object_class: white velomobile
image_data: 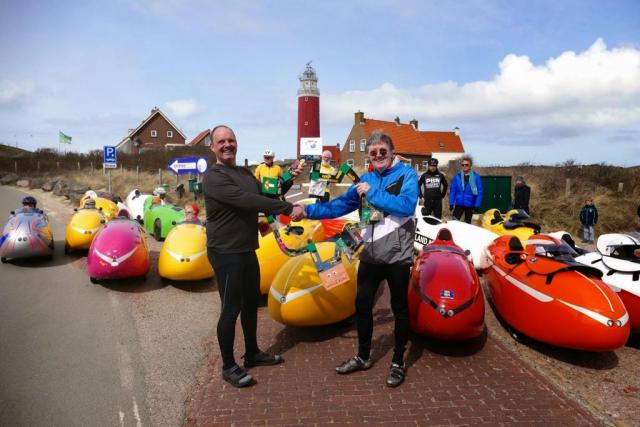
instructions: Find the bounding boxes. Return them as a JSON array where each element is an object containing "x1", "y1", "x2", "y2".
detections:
[
  {"x1": 413, "y1": 205, "x2": 498, "y2": 269},
  {"x1": 125, "y1": 189, "x2": 153, "y2": 224}
]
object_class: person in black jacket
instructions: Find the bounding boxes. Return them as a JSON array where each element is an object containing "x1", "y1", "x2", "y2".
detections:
[
  {"x1": 418, "y1": 158, "x2": 448, "y2": 219},
  {"x1": 204, "y1": 125, "x2": 304, "y2": 388},
  {"x1": 579, "y1": 198, "x2": 598, "y2": 243},
  {"x1": 513, "y1": 176, "x2": 531, "y2": 214}
]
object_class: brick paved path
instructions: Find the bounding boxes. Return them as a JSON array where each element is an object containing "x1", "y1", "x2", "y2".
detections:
[{"x1": 185, "y1": 287, "x2": 598, "y2": 426}]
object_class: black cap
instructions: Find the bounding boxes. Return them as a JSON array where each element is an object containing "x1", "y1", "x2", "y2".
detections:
[{"x1": 428, "y1": 158, "x2": 439, "y2": 166}]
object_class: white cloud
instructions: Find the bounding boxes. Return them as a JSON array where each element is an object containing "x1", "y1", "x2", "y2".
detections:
[
  {"x1": 164, "y1": 98, "x2": 203, "y2": 120},
  {"x1": 0, "y1": 80, "x2": 34, "y2": 106},
  {"x1": 323, "y1": 39, "x2": 640, "y2": 138}
]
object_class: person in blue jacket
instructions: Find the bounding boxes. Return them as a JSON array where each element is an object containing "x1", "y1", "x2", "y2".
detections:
[
  {"x1": 449, "y1": 156, "x2": 483, "y2": 223},
  {"x1": 291, "y1": 131, "x2": 418, "y2": 387}
]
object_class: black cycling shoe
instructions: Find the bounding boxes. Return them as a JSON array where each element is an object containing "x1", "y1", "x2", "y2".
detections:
[
  {"x1": 243, "y1": 351, "x2": 284, "y2": 368},
  {"x1": 386, "y1": 363, "x2": 406, "y2": 387},
  {"x1": 222, "y1": 365, "x2": 253, "y2": 388},
  {"x1": 335, "y1": 356, "x2": 372, "y2": 375}
]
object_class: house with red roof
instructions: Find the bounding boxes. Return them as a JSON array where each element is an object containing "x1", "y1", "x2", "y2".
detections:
[
  {"x1": 116, "y1": 107, "x2": 186, "y2": 153},
  {"x1": 340, "y1": 111, "x2": 465, "y2": 171},
  {"x1": 189, "y1": 129, "x2": 211, "y2": 147}
]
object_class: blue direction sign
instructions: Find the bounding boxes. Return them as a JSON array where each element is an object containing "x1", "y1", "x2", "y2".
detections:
[
  {"x1": 103, "y1": 146, "x2": 117, "y2": 168},
  {"x1": 167, "y1": 156, "x2": 208, "y2": 175}
]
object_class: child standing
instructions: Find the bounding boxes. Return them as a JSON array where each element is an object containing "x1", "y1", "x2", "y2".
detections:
[{"x1": 579, "y1": 198, "x2": 598, "y2": 243}]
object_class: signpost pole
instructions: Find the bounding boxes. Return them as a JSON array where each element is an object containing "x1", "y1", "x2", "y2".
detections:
[{"x1": 108, "y1": 169, "x2": 112, "y2": 194}]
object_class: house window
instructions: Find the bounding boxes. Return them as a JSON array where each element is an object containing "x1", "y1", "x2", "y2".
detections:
[
  {"x1": 360, "y1": 139, "x2": 366, "y2": 151},
  {"x1": 439, "y1": 142, "x2": 445, "y2": 148},
  {"x1": 415, "y1": 164, "x2": 420, "y2": 172},
  {"x1": 402, "y1": 159, "x2": 412, "y2": 167},
  {"x1": 304, "y1": 121, "x2": 308, "y2": 126},
  {"x1": 167, "y1": 131, "x2": 173, "y2": 138},
  {"x1": 347, "y1": 159, "x2": 354, "y2": 167},
  {"x1": 364, "y1": 158, "x2": 370, "y2": 169},
  {"x1": 349, "y1": 139, "x2": 355, "y2": 152},
  {"x1": 150, "y1": 130, "x2": 157, "y2": 137},
  {"x1": 422, "y1": 160, "x2": 429, "y2": 170}
]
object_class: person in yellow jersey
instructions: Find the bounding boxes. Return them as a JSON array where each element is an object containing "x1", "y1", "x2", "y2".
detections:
[
  {"x1": 254, "y1": 149, "x2": 283, "y2": 183},
  {"x1": 308, "y1": 150, "x2": 335, "y2": 202}
]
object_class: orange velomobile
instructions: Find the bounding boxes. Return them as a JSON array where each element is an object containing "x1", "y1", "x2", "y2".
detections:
[
  {"x1": 408, "y1": 228, "x2": 485, "y2": 340},
  {"x1": 484, "y1": 234, "x2": 630, "y2": 351}
]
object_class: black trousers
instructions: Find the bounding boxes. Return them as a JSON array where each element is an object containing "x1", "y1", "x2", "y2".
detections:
[
  {"x1": 356, "y1": 261, "x2": 411, "y2": 365},
  {"x1": 207, "y1": 249, "x2": 261, "y2": 370},
  {"x1": 453, "y1": 206, "x2": 474, "y2": 224},
  {"x1": 422, "y1": 197, "x2": 443, "y2": 219}
]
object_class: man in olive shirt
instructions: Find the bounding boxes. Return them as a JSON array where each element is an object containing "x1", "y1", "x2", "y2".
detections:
[{"x1": 204, "y1": 125, "x2": 304, "y2": 388}]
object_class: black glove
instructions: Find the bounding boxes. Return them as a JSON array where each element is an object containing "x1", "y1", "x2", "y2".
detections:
[{"x1": 449, "y1": 205, "x2": 454, "y2": 212}]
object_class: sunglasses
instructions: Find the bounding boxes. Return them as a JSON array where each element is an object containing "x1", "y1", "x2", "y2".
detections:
[
  {"x1": 461, "y1": 163, "x2": 471, "y2": 166},
  {"x1": 368, "y1": 148, "x2": 388, "y2": 157}
]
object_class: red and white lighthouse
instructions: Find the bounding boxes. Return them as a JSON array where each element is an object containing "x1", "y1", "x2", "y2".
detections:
[{"x1": 297, "y1": 62, "x2": 320, "y2": 157}]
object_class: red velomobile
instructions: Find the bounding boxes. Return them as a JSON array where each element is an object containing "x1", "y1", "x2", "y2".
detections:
[
  {"x1": 484, "y1": 234, "x2": 630, "y2": 351},
  {"x1": 408, "y1": 228, "x2": 485, "y2": 340}
]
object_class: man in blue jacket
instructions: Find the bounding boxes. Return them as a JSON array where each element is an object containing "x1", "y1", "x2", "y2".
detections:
[
  {"x1": 291, "y1": 131, "x2": 418, "y2": 387},
  {"x1": 449, "y1": 156, "x2": 483, "y2": 223}
]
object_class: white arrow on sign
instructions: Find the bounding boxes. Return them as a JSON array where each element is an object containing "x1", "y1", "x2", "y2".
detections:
[{"x1": 168, "y1": 159, "x2": 197, "y2": 173}]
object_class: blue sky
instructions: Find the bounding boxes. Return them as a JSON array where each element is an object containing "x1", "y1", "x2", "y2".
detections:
[{"x1": 1, "y1": 0, "x2": 639, "y2": 165}]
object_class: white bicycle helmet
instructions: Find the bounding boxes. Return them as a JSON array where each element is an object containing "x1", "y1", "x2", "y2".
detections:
[{"x1": 263, "y1": 149, "x2": 275, "y2": 157}]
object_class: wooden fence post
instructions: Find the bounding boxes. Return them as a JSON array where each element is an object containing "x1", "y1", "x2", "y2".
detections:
[
  {"x1": 618, "y1": 182, "x2": 623, "y2": 193},
  {"x1": 37, "y1": 161, "x2": 40, "y2": 172},
  {"x1": 565, "y1": 178, "x2": 571, "y2": 196},
  {"x1": 136, "y1": 165, "x2": 139, "y2": 186},
  {"x1": 77, "y1": 161, "x2": 81, "y2": 170},
  {"x1": 14, "y1": 161, "x2": 18, "y2": 174},
  {"x1": 158, "y1": 168, "x2": 162, "y2": 186}
]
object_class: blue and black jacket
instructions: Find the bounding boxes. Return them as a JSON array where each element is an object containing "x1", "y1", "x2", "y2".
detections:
[{"x1": 305, "y1": 158, "x2": 418, "y2": 265}]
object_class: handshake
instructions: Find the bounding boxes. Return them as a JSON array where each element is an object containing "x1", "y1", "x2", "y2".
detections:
[{"x1": 290, "y1": 203, "x2": 307, "y2": 221}]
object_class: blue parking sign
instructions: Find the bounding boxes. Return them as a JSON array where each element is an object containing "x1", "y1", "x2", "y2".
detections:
[{"x1": 103, "y1": 146, "x2": 117, "y2": 168}]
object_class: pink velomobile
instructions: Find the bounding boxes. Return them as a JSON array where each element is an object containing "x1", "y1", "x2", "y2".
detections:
[{"x1": 87, "y1": 218, "x2": 149, "y2": 283}]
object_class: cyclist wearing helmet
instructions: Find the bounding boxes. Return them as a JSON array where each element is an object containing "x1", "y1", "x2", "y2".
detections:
[
  {"x1": 152, "y1": 187, "x2": 167, "y2": 206},
  {"x1": 18, "y1": 196, "x2": 38, "y2": 213},
  {"x1": 254, "y1": 149, "x2": 283, "y2": 183}
]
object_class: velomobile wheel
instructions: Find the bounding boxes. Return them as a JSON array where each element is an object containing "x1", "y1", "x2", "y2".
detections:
[
  {"x1": 1, "y1": 257, "x2": 6, "y2": 263},
  {"x1": 154, "y1": 219, "x2": 163, "y2": 241},
  {"x1": 90, "y1": 277, "x2": 99, "y2": 284}
]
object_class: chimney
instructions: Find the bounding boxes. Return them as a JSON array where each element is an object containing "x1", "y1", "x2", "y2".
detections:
[
  {"x1": 409, "y1": 119, "x2": 418, "y2": 130},
  {"x1": 453, "y1": 126, "x2": 460, "y2": 136},
  {"x1": 336, "y1": 143, "x2": 340, "y2": 150},
  {"x1": 394, "y1": 116, "x2": 401, "y2": 125},
  {"x1": 354, "y1": 111, "x2": 365, "y2": 125}
]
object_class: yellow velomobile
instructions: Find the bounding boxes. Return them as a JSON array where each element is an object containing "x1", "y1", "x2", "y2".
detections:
[
  {"x1": 64, "y1": 206, "x2": 105, "y2": 253},
  {"x1": 256, "y1": 218, "x2": 326, "y2": 294},
  {"x1": 480, "y1": 208, "x2": 540, "y2": 245},
  {"x1": 268, "y1": 242, "x2": 358, "y2": 326},
  {"x1": 158, "y1": 222, "x2": 214, "y2": 281},
  {"x1": 80, "y1": 192, "x2": 119, "y2": 221}
]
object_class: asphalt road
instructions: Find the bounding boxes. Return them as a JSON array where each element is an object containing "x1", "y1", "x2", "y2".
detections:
[
  {"x1": 0, "y1": 186, "x2": 150, "y2": 426},
  {"x1": 0, "y1": 186, "x2": 218, "y2": 427}
]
